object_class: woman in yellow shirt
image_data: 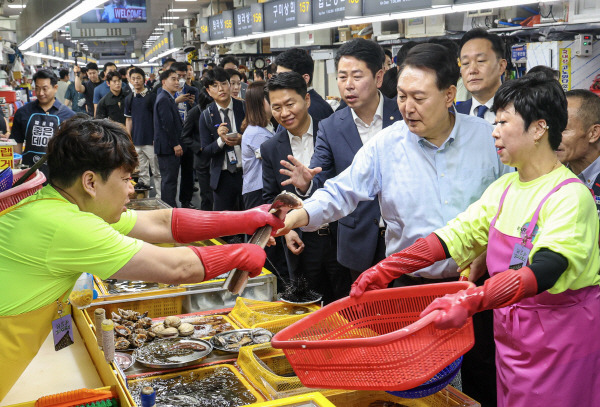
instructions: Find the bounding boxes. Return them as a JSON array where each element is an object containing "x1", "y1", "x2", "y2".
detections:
[{"x1": 351, "y1": 75, "x2": 600, "y2": 406}]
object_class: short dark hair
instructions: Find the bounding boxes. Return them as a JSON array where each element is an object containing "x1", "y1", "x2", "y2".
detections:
[
  {"x1": 396, "y1": 41, "x2": 418, "y2": 68},
  {"x1": 267, "y1": 71, "x2": 307, "y2": 97},
  {"x1": 254, "y1": 70, "x2": 265, "y2": 80},
  {"x1": 565, "y1": 89, "x2": 600, "y2": 130},
  {"x1": 172, "y1": 62, "x2": 188, "y2": 72},
  {"x1": 163, "y1": 58, "x2": 176, "y2": 69},
  {"x1": 159, "y1": 68, "x2": 177, "y2": 83},
  {"x1": 384, "y1": 49, "x2": 393, "y2": 60},
  {"x1": 201, "y1": 67, "x2": 230, "y2": 88},
  {"x1": 219, "y1": 56, "x2": 238, "y2": 68},
  {"x1": 335, "y1": 38, "x2": 385, "y2": 77},
  {"x1": 106, "y1": 71, "x2": 122, "y2": 83},
  {"x1": 118, "y1": 67, "x2": 128, "y2": 77},
  {"x1": 459, "y1": 28, "x2": 505, "y2": 60},
  {"x1": 33, "y1": 69, "x2": 58, "y2": 86},
  {"x1": 492, "y1": 75, "x2": 567, "y2": 150},
  {"x1": 129, "y1": 67, "x2": 146, "y2": 79},
  {"x1": 59, "y1": 69, "x2": 69, "y2": 80},
  {"x1": 527, "y1": 65, "x2": 559, "y2": 80},
  {"x1": 207, "y1": 62, "x2": 216, "y2": 69},
  {"x1": 399, "y1": 43, "x2": 460, "y2": 90},
  {"x1": 86, "y1": 62, "x2": 99, "y2": 71},
  {"x1": 103, "y1": 62, "x2": 117, "y2": 71},
  {"x1": 275, "y1": 48, "x2": 315, "y2": 86},
  {"x1": 80, "y1": 67, "x2": 89, "y2": 74},
  {"x1": 47, "y1": 114, "x2": 138, "y2": 187},
  {"x1": 380, "y1": 67, "x2": 398, "y2": 99},
  {"x1": 428, "y1": 38, "x2": 459, "y2": 60},
  {"x1": 225, "y1": 68, "x2": 241, "y2": 80},
  {"x1": 241, "y1": 81, "x2": 269, "y2": 130}
]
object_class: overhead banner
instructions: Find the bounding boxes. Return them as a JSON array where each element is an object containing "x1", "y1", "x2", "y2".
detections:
[
  {"x1": 264, "y1": 0, "x2": 298, "y2": 31},
  {"x1": 234, "y1": 7, "x2": 253, "y2": 36},
  {"x1": 222, "y1": 10, "x2": 234, "y2": 38},
  {"x1": 297, "y1": 0, "x2": 312, "y2": 25},
  {"x1": 313, "y1": 0, "x2": 345, "y2": 23},
  {"x1": 209, "y1": 14, "x2": 225, "y2": 40},
  {"x1": 251, "y1": 3, "x2": 264, "y2": 33},
  {"x1": 363, "y1": 0, "x2": 432, "y2": 15},
  {"x1": 345, "y1": 0, "x2": 363, "y2": 18},
  {"x1": 198, "y1": 17, "x2": 210, "y2": 42}
]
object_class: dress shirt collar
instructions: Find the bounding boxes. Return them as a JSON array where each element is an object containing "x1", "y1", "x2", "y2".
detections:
[
  {"x1": 416, "y1": 107, "x2": 458, "y2": 151},
  {"x1": 350, "y1": 91, "x2": 384, "y2": 127},
  {"x1": 135, "y1": 88, "x2": 148, "y2": 97},
  {"x1": 578, "y1": 154, "x2": 600, "y2": 188},
  {"x1": 36, "y1": 98, "x2": 62, "y2": 113},
  {"x1": 471, "y1": 97, "x2": 494, "y2": 116},
  {"x1": 287, "y1": 116, "x2": 314, "y2": 141},
  {"x1": 217, "y1": 98, "x2": 233, "y2": 113}
]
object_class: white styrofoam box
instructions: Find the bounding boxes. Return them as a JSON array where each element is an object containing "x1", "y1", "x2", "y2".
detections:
[
  {"x1": 526, "y1": 40, "x2": 600, "y2": 91},
  {"x1": 299, "y1": 29, "x2": 332, "y2": 46}
]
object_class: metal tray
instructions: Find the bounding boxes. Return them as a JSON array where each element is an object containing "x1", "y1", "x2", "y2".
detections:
[
  {"x1": 133, "y1": 338, "x2": 213, "y2": 369},
  {"x1": 210, "y1": 329, "x2": 273, "y2": 353},
  {"x1": 279, "y1": 296, "x2": 323, "y2": 306},
  {"x1": 114, "y1": 351, "x2": 136, "y2": 370}
]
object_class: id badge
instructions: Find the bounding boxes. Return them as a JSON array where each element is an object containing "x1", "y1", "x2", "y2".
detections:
[
  {"x1": 227, "y1": 150, "x2": 238, "y2": 165},
  {"x1": 508, "y1": 243, "x2": 530, "y2": 270},
  {"x1": 52, "y1": 301, "x2": 74, "y2": 351}
]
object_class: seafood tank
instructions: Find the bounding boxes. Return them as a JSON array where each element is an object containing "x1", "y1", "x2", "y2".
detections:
[{"x1": 129, "y1": 366, "x2": 258, "y2": 407}]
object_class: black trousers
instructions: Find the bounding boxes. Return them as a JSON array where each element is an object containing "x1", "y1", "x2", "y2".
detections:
[
  {"x1": 350, "y1": 231, "x2": 387, "y2": 282},
  {"x1": 296, "y1": 225, "x2": 351, "y2": 304},
  {"x1": 243, "y1": 189, "x2": 264, "y2": 209},
  {"x1": 212, "y1": 170, "x2": 243, "y2": 211},
  {"x1": 194, "y1": 150, "x2": 213, "y2": 211},
  {"x1": 157, "y1": 154, "x2": 180, "y2": 208},
  {"x1": 179, "y1": 148, "x2": 194, "y2": 205}
]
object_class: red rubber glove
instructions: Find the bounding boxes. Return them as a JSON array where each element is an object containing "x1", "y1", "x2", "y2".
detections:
[
  {"x1": 350, "y1": 233, "x2": 447, "y2": 298},
  {"x1": 171, "y1": 204, "x2": 285, "y2": 243},
  {"x1": 189, "y1": 244, "x2": 266, "y2": 281},
  {"x1": 420, "y1": 267, "x2": 538, "y2": 329}
]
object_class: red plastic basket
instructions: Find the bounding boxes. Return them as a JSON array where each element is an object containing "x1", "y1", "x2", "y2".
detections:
[
  {"x1": 0, "y1": 169, "x2": 46, "y2": 211},
  {"x1": 271, "y1": 282, "x2": 475, "y2": 391}
]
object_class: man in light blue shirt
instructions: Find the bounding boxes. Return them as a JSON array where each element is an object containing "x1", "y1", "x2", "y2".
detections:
[
  {"x1": 282, "y1": 43, "x2": 511, "y2": 280},
  {"x1": 93, "y1": 62, "x2": 117, "y2": 115}
]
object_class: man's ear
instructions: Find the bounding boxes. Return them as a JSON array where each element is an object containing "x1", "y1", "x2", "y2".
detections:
[{"x1": 81, "y1": 170, "x2": 98, "y2": 198}]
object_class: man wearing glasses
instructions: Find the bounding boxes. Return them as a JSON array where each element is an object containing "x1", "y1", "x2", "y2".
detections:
[{"x1": 199, "y1": 67, "x2": 246, "y2": 214}]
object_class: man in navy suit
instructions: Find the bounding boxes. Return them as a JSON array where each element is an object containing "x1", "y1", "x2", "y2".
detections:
[
  {"x1": 261, "y1": 72, "x2": 350, "y2": 304},
  {"x1": 456, "y1": 28, "x2": 507, "y2": 124},
  {"x1": 275, "y1": 48, "x2": 334, "y2": 126},
  {"x1": 199, "y1": 68, "x2": 246, "y2": 212},
  {"x1": 280, "y1": 39, "x2": 401, "y2": 282},
  {"x1": 154, "y1": 69, "x2": 184, "y2": 208}
]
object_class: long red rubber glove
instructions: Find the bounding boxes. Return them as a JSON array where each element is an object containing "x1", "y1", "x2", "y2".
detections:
[
  {"x1": 189, "y1": 244, "x2": 266, "y2": 281},
  {"x1": 420, "y1": 267, "x2": 538, "y2": 329},
  {"x1": 171, "y1": 204, "x2": 285, "y2": 243},
  {"x1": 350, "y1": 233, "x2": 447, "y2": 297}
]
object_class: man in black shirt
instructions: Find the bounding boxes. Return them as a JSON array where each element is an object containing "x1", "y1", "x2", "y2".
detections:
[
  {"x1": 124, "y1": 67, "x2": 160, "y2": 196},
  {"x1": 74, "y1": 62, "x2": 102, "y2": 116},
  {"x1": 96, "y1": 71, "x2": 127, "y2": 124}
]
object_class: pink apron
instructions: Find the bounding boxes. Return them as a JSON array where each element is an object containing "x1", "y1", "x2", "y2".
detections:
[{"x1": 486, "y1": 178, "x2": 600, "y2": 407}]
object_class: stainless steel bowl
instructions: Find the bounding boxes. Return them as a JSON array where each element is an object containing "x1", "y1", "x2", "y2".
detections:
[{"x1": 133, "y1": 338, "x2": 213, "y2": 369}]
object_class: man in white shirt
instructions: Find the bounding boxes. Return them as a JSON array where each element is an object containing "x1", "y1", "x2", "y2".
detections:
[
  {"x1": 260, "y1": 72, "x2": 350, "y2": 304},
  {"x1": 55, "y1": 69, "x2": 70, "y2": 104},
  {"x1": 456, "y1": 28, "x2": 507, "y2": 124}
]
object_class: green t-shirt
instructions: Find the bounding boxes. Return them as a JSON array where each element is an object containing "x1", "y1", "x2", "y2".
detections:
[
  {"x1": 0, "y1": 185, "x2": 143, "y2": 315},
  {"x1": 436, "y1": 166, "x2": 600, "y2": 294}
]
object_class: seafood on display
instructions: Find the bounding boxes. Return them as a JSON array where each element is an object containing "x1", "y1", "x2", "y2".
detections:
[
  {"x1": 109, "y1": 308, "x2": 155, "y2": 350},
  {"x1": 211, "y1": 329, "x2": 273, "y2": 352}
]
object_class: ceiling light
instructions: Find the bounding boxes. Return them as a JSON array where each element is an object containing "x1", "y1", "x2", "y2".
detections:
[
  {"x1": 164, "y1": 16, "x2": 180, "y2": 19},
  {"x1": 158, "y1": 22, "x2": 173, "y2": 26},
  {"x1": 175, "y1": 0, "x2": 196, "y2": 2},
  {"x1": 169, "y1": 8, "x2": 187, "y2": 12},
  {"x1": 8, "y1": 4, "x2": 26, "y2": 8},
  {"x1": 19, "y1": 0, "x2": 108, "y2": 50}
]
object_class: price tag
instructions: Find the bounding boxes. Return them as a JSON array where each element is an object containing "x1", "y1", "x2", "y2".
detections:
[{"x1": 52, "y1": 313, "x2": 74, "y2": 351}]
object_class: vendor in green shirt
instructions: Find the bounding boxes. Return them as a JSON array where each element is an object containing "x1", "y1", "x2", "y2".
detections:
[{"x1": 0, "y1": 115, "x2": 284, "y2": 398}]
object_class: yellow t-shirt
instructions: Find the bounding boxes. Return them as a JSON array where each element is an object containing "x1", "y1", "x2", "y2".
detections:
[
  {"x1": 0, "y1": 185, "x2": 143, "y2": 315},
  {"x1": 436, "y1": 166, "x2": 600, "y2": 294}
]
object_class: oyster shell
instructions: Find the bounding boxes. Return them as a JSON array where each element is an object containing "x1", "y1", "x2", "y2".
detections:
[
  {"x1": 164, "y1": 316, "x2": 181, "y2": 328},
  {"x1": 115, "y1": 325, "x2": 132, "y2": 337},
  {"x1": 130, "y1": 333, "x2": 148, "y2": 348},
  {"x1": 115, "y1": 337, "x2": 130, "y2": 350},
  {"x1": 178, "y1": 323, "x2": 194, "y2": 337}
]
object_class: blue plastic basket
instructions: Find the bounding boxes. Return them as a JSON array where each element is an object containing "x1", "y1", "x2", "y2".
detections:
[
  {"x1": 0, "y1": 167, "x2": 13, "y2": 193},
  {"x1": 386, "y1": 356, "x2": 462, "y2": 399}
]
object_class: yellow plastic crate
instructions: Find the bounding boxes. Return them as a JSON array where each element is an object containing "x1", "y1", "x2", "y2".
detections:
[
  {"x1": 238, "y1": 343, "x2": 328, "y2": 400},
  {"x1": 229, "y1": 297, "x2": 319, "y2": 329},
  {"x1": 87, "y1": 287, "x2": 186, "y2": 319},
  {"x1": 325, "y1": 387, "x2": 480, "y2": 407},
  {"x1": 128, "y1": 364, "x2": 265, "y2": 405},
  {"x1": 246, "y1": 392, "x2": 336, "y2": 406},
  {"x1": 252, "y1": 314, "x2": 311, "y2": 335}
]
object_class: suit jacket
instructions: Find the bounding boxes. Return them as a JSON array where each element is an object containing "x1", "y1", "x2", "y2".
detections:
[
  {"x1": 153, "y1": 89, "x2": 183, "y2": 155},
  {"x1": 199, "y1": 98, "x2": 246, "y2": 190},
  {"x1": 455, "y1": 98, "x2": 473, "y2": 115},
  {"x1": 260, "y1": 117, "x2": 320, "y2": 274},
  {"x1": 310, "y1": 95, "x2": 401, "y2": 271},
  {"x1": 181, "y1": 104, "x2": 202, "y2": 155},
  {"x1": 308, "y1": 89, "x2": 333, "y2": 125}
]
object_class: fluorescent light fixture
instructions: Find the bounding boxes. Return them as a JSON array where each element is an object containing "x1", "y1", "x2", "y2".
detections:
[
  {"x1": 164, "y1": 16, "x2": 180, "y2": 19},
  {"x1": 169, "y1": 8, "x2": 187, "y2": 12},
  {"x1": 452, "y1": 0, "x2": 539, "y2": 12},
  {"x1": 175, "y1": 0, "x2": 196, "y2": 2},
  {"x1": 158, "y1": 22, "x2": 173, "y2": 26},
  {"x1": 154, "y1": 27, "x2": 165, "y2": 31},
  {"x1": 19, "y1": 0, "x2": 107, "y2": 50},
  {"x1": 149, "y1": 47, "x2": 179, "y2": 62},
  {"x1": 23, "y1": 51, "x2": 65, "y2": 62},
  {"x1": 8, "y1": 4, "x2": 26, "y2": 8}
]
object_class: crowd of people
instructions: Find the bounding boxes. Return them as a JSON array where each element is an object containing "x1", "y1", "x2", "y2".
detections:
[{"x1": 6, "y1": 28, "x2": 600, "y2": 406}]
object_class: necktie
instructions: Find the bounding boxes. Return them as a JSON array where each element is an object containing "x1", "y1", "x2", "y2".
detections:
[
  {"x1": 221, "y1": 108, "x2": 237, "y2": 173},
  {"x1": 476, "y1": 105, "x2": 488, "y2": 119}
]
